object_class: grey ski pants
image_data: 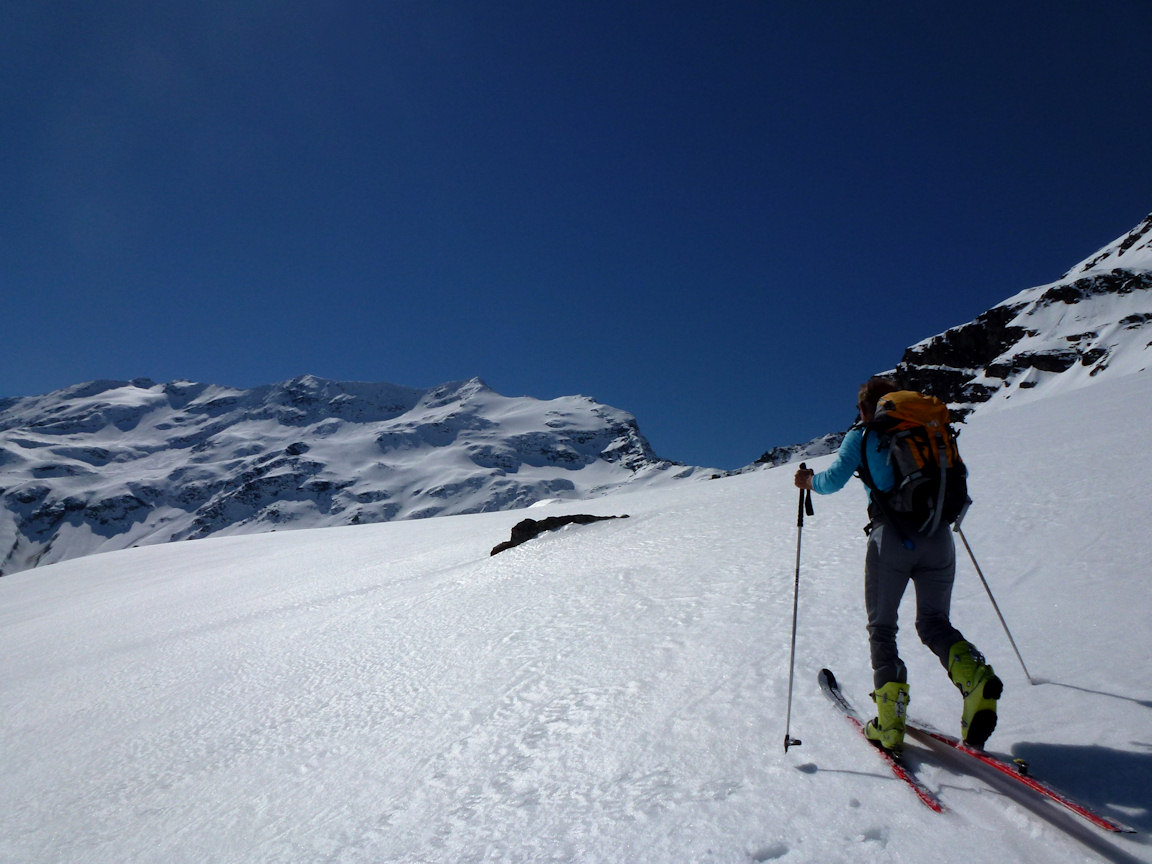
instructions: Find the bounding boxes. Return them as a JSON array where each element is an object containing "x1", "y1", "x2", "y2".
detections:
[{"x1": 864, "y1": 522, "x2": 965, "y2": 689}]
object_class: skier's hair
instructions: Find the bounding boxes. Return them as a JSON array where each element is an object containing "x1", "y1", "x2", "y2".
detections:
[{"x1": 857, "y1": 376, "x2": 900, "y2": 413}]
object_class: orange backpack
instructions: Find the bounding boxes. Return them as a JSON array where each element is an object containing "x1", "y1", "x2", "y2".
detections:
[{"x1": 859, "y1": 390, "x2": 970, "y2": 536}]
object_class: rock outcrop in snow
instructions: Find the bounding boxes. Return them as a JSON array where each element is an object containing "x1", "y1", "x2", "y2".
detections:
[{"x1": 0, "y1": 376, "x2": 700, "y2": 575}]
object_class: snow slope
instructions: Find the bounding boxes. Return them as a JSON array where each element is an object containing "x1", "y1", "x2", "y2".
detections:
[{"x1": 2, "y1": 371, "x2": 1150, "y2": 863}]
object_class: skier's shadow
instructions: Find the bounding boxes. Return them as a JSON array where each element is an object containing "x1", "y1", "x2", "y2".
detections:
[{"x1": 1008, "y1": 740, "x2": 1152, "y2": 834}]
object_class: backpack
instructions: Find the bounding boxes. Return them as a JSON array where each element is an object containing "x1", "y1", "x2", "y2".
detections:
[{"x1": 858, "y1": 390, "x2": 969, "y2": 536}]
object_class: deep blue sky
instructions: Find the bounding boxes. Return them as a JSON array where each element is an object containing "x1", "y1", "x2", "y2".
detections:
[{"x1": 4, "y1": 2, "x2": 1151, "y2": 469}]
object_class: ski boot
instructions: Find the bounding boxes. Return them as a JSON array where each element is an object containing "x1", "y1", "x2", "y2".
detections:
[
  {"x1": 948, "y1": 640, "x2": 1003, "y2": 749},
  {"x1": 864, "y1": 681, "x2": 909, "y2": 752}
]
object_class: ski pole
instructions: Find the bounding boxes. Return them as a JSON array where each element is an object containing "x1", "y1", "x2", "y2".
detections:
[
  {"x1": 954, "y1": 523, "x2": 1037, "y2": 685},
  {"x1": 784, "y1": 463, "x2": 814, "y2": 752}
]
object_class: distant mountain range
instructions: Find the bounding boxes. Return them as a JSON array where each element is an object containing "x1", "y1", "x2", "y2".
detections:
[
  {"x1": 3, "y1": 214, "x2": 1150, "y2": 575},
  {"x1": 0, "y1": 377, "x2": 704, "y2": 575},
  {"x1": 757, "y1": 212, "x2": 1152, "y2": 466}
]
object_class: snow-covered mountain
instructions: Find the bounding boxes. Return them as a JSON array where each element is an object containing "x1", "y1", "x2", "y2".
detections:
[
  {"x1": 3, "y1": 368, "x2": 1149, "y2": 863},
  {"x1": 754, "y1": 431, "x2": 847, "y2": 469},
  {"x1": 893, "y1": 213, "x2": 1152, "y2": 414},
  {"x1": 0, "y1": 376, "x2": 704, "y2": 576}
]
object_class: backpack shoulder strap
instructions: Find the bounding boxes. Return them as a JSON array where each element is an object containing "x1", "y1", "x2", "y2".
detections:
[
  {"x1": 857, "y1": 425, "x2": 878, "y2": 492},
  {"x1": 857, "y1": 423, "x2": 915, "y2": 548}
]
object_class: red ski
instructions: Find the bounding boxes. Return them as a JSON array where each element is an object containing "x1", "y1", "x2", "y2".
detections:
[
  {"x1": 906, "y1": 724, "x2": 1135, "y2": 833},
  {"x1": 817, "y1": 669, "x2": 945, "y2": 813}
]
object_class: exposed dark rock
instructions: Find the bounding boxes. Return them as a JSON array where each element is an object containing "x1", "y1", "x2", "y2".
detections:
[
  {"x1": 1040, "y1": 270, "x2": 1152, "y2": 304},
  {"x1": 1080, "y1": 348, "x2": 1109, "y2": 366},
  {"x1": 490, "y1": 514, "x2": 629, "y2": 556},
  {"x1": 899, "y1": 303, "x2": 1029, "y2": 371},
  {"x1": 756, "y1": 431, "x2": 847, "y2": 468}
]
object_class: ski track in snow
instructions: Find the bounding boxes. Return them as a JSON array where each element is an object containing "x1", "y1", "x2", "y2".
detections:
[{"x1": 3, "y1": 372, "x2": 1152, "y2": 863}]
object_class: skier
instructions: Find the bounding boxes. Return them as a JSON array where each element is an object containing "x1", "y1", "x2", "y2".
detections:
[{"x1": 794, "y1": 376, "x2": 1002, "y2": 751}]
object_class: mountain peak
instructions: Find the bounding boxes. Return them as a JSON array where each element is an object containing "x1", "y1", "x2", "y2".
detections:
[{"x1": 1063, "y1": 212, "x2": 1152, "y2": 279}]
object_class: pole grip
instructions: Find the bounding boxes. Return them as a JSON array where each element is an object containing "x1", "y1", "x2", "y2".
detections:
[{"x1": 797, "y1": 462, "x2": 814, "y2": 527}]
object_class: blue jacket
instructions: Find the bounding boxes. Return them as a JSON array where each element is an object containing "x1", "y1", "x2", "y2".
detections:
[{"x1": 811, "y1": 426, "x2": 893, "y2": 500}]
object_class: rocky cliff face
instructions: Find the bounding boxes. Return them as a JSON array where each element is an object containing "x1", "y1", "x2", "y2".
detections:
[
  {"x1": 893, "y1": 213, "x2": 1152, "y2": 416},
  {"x1": 0, "y1": 376, "x2": 701, "y2": 575}
]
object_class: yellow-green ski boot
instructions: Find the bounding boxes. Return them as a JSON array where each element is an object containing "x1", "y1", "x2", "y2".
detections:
[
  {"x1": 864, "y1": 681, "x2": 909, "y2": 752},
  {"x1": 948, "y1": 641, "x2": 1003, "y2": 749}
]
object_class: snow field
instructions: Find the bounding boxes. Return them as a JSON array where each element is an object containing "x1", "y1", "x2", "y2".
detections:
[{"x1": 2, "y1": 372, "x2": 1151, "y2": 863}]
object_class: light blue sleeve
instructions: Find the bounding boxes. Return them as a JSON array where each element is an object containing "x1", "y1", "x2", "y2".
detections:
[
  {"x1": 811, "y1": 427, "x2": 863, "y2": 495},
  {"x1": 811, "y1": 426, "x2": 894, "y2": 496}
]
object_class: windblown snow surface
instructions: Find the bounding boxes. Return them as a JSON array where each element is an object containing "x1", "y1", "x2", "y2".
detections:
[{"x1": 3, "y1": 371, "x2": 1150, "y2": 864}]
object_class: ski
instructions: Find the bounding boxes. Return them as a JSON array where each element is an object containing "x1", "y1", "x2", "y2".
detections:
[
  {"x1": 817, "y1": 669, "x2": 945, "y2": 812},
  {"x1": 906, "y1": 724, "x2": 1136, "y2": 833}
]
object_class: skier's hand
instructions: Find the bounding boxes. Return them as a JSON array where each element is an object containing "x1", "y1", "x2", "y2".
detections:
[{"x1": 794, "y1": 467, "x2": 814, "y2": 490}]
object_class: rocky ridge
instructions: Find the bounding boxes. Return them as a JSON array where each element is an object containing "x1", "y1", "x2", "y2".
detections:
[{"x1": 892, "y1": 213, "x2": 1152, "y2": 415}]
